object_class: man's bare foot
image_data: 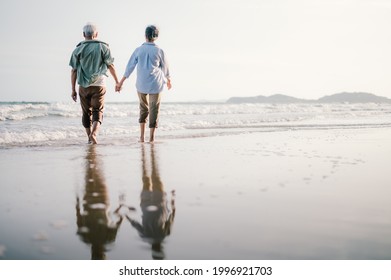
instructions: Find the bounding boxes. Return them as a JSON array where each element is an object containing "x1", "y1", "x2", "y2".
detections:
[
  {"x1": 89, "y1": 121, "x2": 100, "y2": 145},
  {"x1": 86, "y1": 128, "x2": 92, "y2": 144},
  {"x1": 138, "y1": 137, "x2": 145, "y2": 143}
]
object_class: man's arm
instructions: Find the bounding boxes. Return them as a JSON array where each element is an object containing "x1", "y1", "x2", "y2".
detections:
[
  {"x1": 71, "y1": 69, "x2": 77, "y2": 102},
  {"x1": 126, "y1": 215, "x2": 144, "y2": 235},
  {"x1": 108, "y1": 64, "x2": 121, "y2": 92}
]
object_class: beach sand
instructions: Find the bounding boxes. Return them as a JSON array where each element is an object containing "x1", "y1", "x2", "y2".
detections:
[{"x1": 0, "y1": 127, "x2": 391, "y2": 260}]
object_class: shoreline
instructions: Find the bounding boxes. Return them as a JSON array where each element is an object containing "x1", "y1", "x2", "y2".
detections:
[{"x1": 2, "y1": 122, "x2": 391, "y2": 150}]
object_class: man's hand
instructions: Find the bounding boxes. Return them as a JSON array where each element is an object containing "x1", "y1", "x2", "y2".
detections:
[
  {"x1": 72, "y1": 91, "x2": 77, "y2": 102},
  {"x1": 167, "y1": 79, "x2": 172, "y2": 90},
  {"x1": 71, "y1": 69, "x2": 77, "y2": 101}
]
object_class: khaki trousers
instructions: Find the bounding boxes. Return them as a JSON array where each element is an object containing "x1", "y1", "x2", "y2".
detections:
[{"x1": 138, "y1": 92, "x2": 161, "y2": 128}]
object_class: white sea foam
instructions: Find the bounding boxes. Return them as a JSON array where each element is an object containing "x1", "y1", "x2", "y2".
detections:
[{"x1": 1, "y1": 102, "x2": 390, "y2": 147}]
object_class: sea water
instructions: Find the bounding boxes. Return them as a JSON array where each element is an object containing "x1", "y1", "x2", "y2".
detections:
[{"x1": 1, "y1": 101, "x2": 390, "y2": 147}]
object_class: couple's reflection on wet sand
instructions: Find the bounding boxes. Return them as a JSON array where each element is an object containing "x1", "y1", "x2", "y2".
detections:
[
  {"x1": 125, "y1": 144, "x2": 176, "y2": 260},
  {"x1": 76, "y1": 145, "x2": 123, "y2": 260},
  {"x1": 76, "y1": 144, "x2": 175, "y2": 260}
]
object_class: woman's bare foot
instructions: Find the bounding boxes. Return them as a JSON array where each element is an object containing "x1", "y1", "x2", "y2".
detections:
[
  {"x1": 139, "y1": 123, "x2": 146, "y2": 143},
  {"x1": 149, "y1": 128, "x2": 156, "y2": 143},
  {"x1": 89, "y1": 133, "x2": 98, "y2": 144}
]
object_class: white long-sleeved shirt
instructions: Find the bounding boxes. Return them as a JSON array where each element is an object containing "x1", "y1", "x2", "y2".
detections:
[{"x1": 124, "y1": 42, "x2": 170, "y2": 94}]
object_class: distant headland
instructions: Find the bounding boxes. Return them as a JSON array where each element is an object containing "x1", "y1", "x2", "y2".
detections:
[{"x1": 226, "y1": 92, "x2": 391, "y2": 104}]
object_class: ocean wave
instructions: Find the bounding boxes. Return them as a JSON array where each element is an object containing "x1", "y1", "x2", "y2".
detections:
[
  {"x1": 0, "y1": 124, "x2": 139, "y2": 147},
  {"x1": 0, "y1": 102, "x2": 73, "y2": 121},
  {"x1": 0, "y1": 129, "x2": 81, "y2": 145},
  {"x1": 1, "y1": 102, "x2": 390, "y2": 148},
  {"x1": 1, "y1": 121, "x2": 390, "y2": 148},
  {"x1": 0, "y1": 102, "x2": 140, "y2": 121},
  {"x1": 1, "y1": 102, "x2": 390, "y2": 121}
]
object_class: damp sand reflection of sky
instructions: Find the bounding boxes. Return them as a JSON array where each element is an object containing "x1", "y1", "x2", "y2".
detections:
[{"x1": 0, "y1": 129, "x2": 390, "y2": 259}]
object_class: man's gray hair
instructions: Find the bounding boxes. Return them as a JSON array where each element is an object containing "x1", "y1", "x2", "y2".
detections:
[{"x1": 83, "y1": 22, "x2": 98, "y2": 37}]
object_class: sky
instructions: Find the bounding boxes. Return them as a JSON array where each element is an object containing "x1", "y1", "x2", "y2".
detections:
[{"x1": 0, "y1": 0, "x2": 391, "y2": 102}]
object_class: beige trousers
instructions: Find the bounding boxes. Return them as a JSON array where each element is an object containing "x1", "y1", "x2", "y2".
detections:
[{"x1": 138, "y1": 92, "x2": 162, "y2": 128}]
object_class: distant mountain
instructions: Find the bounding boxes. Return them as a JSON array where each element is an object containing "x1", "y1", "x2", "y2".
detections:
[
  {"x1": 317, "y1": 92, "x2": 391, "y2": 103},
  {"x1": 226, "y1": 92, "x2": 391, "y2": 104}
]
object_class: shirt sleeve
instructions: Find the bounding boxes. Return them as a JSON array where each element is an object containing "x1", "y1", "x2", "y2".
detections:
[
  {"x1": 69, "y1": 50, "x2": 79, "y2": 69},
  {"x1": 123, "y1": 49, "x2": 139, "y2": 78},
  {"x1": 101, "y1": 45, "x2": 114, "y2": 66}
]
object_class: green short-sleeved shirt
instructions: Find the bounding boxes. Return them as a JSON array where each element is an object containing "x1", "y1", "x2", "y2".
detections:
[{"x1": 69, "y1": 40, "x2": 114, "y2": 88}]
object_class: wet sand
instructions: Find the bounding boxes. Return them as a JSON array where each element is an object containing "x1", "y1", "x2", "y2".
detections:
[{"x1": 0, "y1": 127, "x2": 391, "y2": 260}]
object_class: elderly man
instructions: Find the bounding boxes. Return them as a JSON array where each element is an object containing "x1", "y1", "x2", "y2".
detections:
[{"x1": 69, "y1": 23, "x2": 120, "y2": 144}]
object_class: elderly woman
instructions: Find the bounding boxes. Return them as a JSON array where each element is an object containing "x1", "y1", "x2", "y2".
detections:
[{"x1": 117, "y1": 25, "x2": 172, "y2": 143}]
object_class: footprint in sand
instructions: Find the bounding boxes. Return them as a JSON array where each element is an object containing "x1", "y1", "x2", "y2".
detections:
[
  {"x1": 50, "y1": 220, "x2": 69, "y2": 230},
  {"x1": 33, "y1": 231, "x2": 49, "y2": 241}
]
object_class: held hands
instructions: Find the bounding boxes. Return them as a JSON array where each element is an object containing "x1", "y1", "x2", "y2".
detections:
[
  {"x1": 167, "y1": 79, "x2": 172, "y2": 90},
  {"x1": 115, "y1": 81, "x2": 123, "y2": 92}
]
